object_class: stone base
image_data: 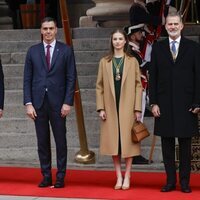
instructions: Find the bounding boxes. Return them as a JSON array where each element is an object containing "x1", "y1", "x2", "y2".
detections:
[
  {"x1": 80, "y1": 15, "x2": 129, "y2": 28},
  {"x1": 97, "y1": 20, "x2": 129, "y2": 28},
  {"x1": 0, "y1": 16, "x2": 13, "y2": 29},
  {"x1": 79, "y1": 16, "x2": 97, "y2": 27}
]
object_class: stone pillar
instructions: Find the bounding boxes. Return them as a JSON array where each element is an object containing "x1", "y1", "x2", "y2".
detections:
[{"x1": 80, "y1": 0, "x2": 132, "y2": 27}]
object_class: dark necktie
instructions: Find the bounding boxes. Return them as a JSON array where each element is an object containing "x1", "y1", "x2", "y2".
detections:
[{"x1": 46, "y1": 44, "x2": 51, "y2": 70}]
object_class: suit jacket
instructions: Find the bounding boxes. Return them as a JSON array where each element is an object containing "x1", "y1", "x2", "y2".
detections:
[
  {"x1": 23, "y1": 41, "x2": 77, "y2": 110},
  {"x1": 149, "y1": 36, "x2": 200, "y2": 137},
  {"x1": 0, "y1": 59, "x2": 4, "y2": 110}
]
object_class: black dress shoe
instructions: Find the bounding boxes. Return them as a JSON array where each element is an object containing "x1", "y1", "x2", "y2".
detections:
[
  {"x1": 54, "y1": 179, "x2": 65, "y2": 188},
  {"x1": 38, "y1": 177, "x2": 52, "y2": 187},
  {"x1": 181, "y1": 185, "x2": 192, "y2": 193},
  {"x1": 133, "y1": 155, "x2": 149, "y2": 164},
  {"x1": 161, "y1": 184, "x2": 176, "y2": 192}
]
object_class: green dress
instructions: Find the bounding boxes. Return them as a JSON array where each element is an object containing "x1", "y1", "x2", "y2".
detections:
[
  {"x1": 112, "y1": 57, "x2": 124, "y2": 155},
  {"x1": 112, "y1": 57, "x2": 124, "y2": 113}
]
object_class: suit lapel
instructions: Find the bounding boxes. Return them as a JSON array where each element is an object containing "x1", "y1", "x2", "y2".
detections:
[
  {"x1": 175, "y1": 37, "x2": 187, "y2": 63},
  {"x1": 106, "y1": 60, "x2": 115, "y2": 101},
  {"x1": 121, "y1": 56, "x2": 129, "y2": 90},
  {"x1": 106, "y1": 55, "x2": 130, "y2": 101},
  {"x1": 50, "y1": 41, "x2": 60, "y2": 70},
  {"x1": 162, "y1": 37, "x2": 187, "y2": 65},
  {"x1": 162, "y1": 38, "x2": 175, "y2": 64},
  {"x1": 39, "y1": 43, "x2": 48, "y2": 72}
]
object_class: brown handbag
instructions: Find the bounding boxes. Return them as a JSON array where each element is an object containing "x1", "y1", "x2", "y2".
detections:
[{"x1": 131, "y1": 121, "x2": 150, "y2": 143}]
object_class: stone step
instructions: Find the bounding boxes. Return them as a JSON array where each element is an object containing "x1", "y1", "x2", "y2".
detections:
[
  {"x1": 0, "y1": 29, "x2": 59, "y2": 41},
  {"x1": 4, "y1": 75, "x2": 97, "y2": 90},
  {"x1": 0, "y1": 145, "x2": 164, "y2": 169},
  {"x1": 0, "y1": 124, "x2": 158, "y2": 148},
  {"x1": 0, "y1": 39, "x2": 109, "y2": 53},
  {"x1": 3, "y1": 102, "x2": 97, "y2": 118},
  {"x1": 0, "y1": 26, "x2": 199, "y2": 41},
  {"x1": 1, "y1": 36, "x2": 200, "y2": 55},
  {"x1": 72, "y1": 26, "x2": 200, "y2": 38},
  {"x1": 0, "y1": 116, "x2": 157, "y2": 146},
  {"x1": 5, "y1": 89, "x2": 96, "y2": 104},
  {"x1": 1, "y1": 51, "x2": 106, "y2": 64},
  {"x1": 3, "y1": 63, "x2": 99, "y2": 77},
  {"x1": 0, "y1": 16, "x2": 13, "y2": 30}
]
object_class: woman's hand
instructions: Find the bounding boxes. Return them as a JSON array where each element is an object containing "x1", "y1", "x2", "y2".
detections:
[
  {"x1": 134, "y1": 111, "x2": 141, "y2": 122},
  {"x1": 99, "y1": 110, "x2": 106, "y2": 121}
]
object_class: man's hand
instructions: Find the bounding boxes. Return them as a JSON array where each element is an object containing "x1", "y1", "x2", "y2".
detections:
[
  {"x1": 26, "y1": 104, "x2": 37, "y2": 120},
  {"x1": 99, "y1": 110, "x2": 106, "y2": 121},
  {"x1": 0, "y1": 109, "x2": 3, "y2": 118},
  {"x1": 151, "y1": 104, "x2": 161, "y2": 117},
  {"x1": 61, "y1": 104, "x2": 71, "y2": 117}
]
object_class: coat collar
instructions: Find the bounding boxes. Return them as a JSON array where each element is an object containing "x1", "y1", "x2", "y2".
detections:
[
  {"x1": 106, "y1": 55, "x2": 131, "y2": 100},
  {"x1": 163, "y1": 36, "x2": 187, "y2": 64},
  {"x1": 51, "y1": 42, "x2": 60, "y2": 69}
]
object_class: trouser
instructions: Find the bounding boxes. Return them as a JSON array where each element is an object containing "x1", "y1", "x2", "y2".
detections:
[
  {"x1": 161, "y1": 137, "x2": 191, "y2": 186},
  {"x1": 34, "y1": 94, "x2": 67, "y2": 179}
]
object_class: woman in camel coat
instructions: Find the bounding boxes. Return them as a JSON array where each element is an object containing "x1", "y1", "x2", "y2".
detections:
[{"x1": 96, "y1": 29, "x2": 143, "y2": 190}]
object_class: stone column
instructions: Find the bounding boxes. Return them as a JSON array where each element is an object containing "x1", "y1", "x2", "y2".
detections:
[{"x1": 80, "y1": 0, "x2": 132, "y2": 27}]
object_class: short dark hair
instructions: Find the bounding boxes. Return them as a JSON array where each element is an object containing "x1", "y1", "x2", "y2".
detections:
[{"x1": 41, "y1": 17, "x2": 57, "y2": 27}]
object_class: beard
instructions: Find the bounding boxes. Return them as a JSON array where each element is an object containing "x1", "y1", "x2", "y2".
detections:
[{"x1": 167, "y1": 30, "x2": 181, "y2": 38}]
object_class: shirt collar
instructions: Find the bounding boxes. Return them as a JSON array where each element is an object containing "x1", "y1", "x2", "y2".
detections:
[
  {"x1": 169, "y1": 36, "x2": 181, "y2": 44},
  {"x1": 43, "y1": 40, "x2": 56, "y2": 48}
]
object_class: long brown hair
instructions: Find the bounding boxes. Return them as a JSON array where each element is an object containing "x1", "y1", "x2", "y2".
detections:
[{"x1": 105, "y1": 29, "x2": 131, "y2": 62}]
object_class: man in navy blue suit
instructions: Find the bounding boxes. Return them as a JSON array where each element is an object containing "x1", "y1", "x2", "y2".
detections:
[
  {"x1": 0, "y1": 58, "x2": 4, "y2": 118},
  {"x1": 23, "y1": 17, "x2": 76, "y2": 188}
]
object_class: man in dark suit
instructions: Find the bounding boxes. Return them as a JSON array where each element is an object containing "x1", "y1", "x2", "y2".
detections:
[
  {"x1": 149, "y1": 12, "x2": 200, "y2": 193},
  {"x1": 23, "y1": 17, "x2": 76, "y2": 188},
  {"x1": 0, "y1": 58, "x2": 4, "y2": 118}
]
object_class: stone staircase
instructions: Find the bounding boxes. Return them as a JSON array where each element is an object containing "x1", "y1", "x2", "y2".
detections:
[
  {"x1": 0, "y1": 26, "x2": 199, "y2": 171},
  {"x1": 0, "y1": 0, "x2": 13, "y2": 29}
]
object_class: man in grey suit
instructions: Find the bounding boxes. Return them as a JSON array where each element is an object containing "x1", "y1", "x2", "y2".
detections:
[
  {"x1": 23, "y1": 17, "x2": 76, "y2": 188},
  {"x1": 0, "y1": 58, "x2": 4, "y2": 118},
  {"x1": 149, "y1": 12, "x2": 200, "y2": 193}
]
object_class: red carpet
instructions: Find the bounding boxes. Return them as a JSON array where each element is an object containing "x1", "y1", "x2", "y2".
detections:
[{"x1": 0, "y1": 167, "x2": 200, "y2": 200}]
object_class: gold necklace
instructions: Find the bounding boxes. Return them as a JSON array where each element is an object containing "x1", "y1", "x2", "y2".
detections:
[{"x1": 112, "y1": 56, "x2": 124, "y2": 81}]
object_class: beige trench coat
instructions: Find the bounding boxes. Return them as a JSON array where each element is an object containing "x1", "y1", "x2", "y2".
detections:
[{"x1": 96, "y1": 54, "x2": 143, "y2": 158}]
